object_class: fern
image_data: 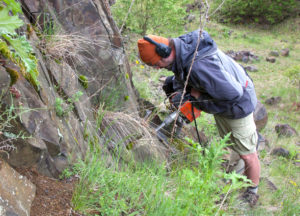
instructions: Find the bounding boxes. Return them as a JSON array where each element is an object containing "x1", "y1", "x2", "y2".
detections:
[{"x1": 0, "y1": 0, "x2": 39, "y2": 89}]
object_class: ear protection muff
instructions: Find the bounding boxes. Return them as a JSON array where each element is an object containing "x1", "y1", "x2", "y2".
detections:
[{"x1": 143, "y1": 36, "x2": 172, "y2": 58}]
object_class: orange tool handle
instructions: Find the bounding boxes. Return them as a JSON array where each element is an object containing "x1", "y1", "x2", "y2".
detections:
[{"x1": 179, "y1": 101, "x2": 201, "y2": 122}]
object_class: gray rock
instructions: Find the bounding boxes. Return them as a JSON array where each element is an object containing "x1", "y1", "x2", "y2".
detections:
[
  {"x1": 242, "y1": 56, "x2": 249, "y2": 63},
  {"x1": 281, "y1": 48, "x2": 289, "y2": 57},
  {"x1": 275, "y1": 124, "x2": 298, "y2": 137},
  {"x1": 269, "y1": 51, "x2": 279, "y2": 57},
  {"x1": 265, "y1": 96, "x2": 281, "y2": 105},
  {"x1": 0, "y1": 160, "x2": 36, "y2": 216},
  {"x1": 244, "y1": 65, "x2": 258, "y2": 72},
  {"x1": 226, "y1": 50, "x2": 259, "y2": 63},
  {"x1": 271, "y1": 147, "x2": 290, "y2": 158},
  {"x1": 254, "y1": 100, "x2": 268, "y2": 131},
  {"x1": 266, "y1": 57, "x2": 276, "y2": 63}
]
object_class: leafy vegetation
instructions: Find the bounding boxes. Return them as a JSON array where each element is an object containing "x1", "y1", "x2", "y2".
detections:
[
  {"x1": 68, "y1": 118, "x2": 249, "y2": 215},
  {"x1": 0, "y1": 0, "x2": 39, "y2": 90},
  {"x1": 55, "y1": 91, "x2": 83, "y2": 117},
  {"x1": 0, "y1": 96, "x2": 31, "y2": 157},
  {"x1": 212, "y1": 0, "x2": 299, "y2": 24},
  {"x1": 111, "y1": 0, "x2": 189, "y2": 35}
]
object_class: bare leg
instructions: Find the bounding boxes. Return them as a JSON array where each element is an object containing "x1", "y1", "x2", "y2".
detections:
[{"x1": 240, "y1": 152, "x2": 260, "y2": 186}]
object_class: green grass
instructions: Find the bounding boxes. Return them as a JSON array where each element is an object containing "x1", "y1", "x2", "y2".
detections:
[{"x1": 69, "y1": 133, "x2": 250, "y2": 216}]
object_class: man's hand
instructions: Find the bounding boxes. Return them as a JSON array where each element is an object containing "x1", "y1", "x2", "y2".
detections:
[
  {"x1": 170, "y1": 92, "x2": 197, "y2": 109},
  {"x1": 191, "y1": 88, "x2": 201, "y2": 99}
]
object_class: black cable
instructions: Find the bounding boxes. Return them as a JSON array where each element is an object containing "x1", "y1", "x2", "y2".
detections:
[{"x1": 191, "y1": 103, "x2": 202, "y2": 147}]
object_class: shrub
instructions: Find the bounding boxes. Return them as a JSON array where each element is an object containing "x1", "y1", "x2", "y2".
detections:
[
  {"x1": 111, "y1": 0, "x2": 188, "y2": 35},
  {"x1": 212, "y1": 0, "x2": 298, "y2": 24}
]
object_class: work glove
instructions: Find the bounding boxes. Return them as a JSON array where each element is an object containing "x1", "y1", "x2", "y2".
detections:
[
  {"x1": 162, "y1": 76, "x2": 175, "y2": 97},
  {"x1": 170, "y1": 92, "x2": 197, "y2": 109}
]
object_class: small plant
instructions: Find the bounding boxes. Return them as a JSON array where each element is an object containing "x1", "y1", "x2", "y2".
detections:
[
  {"x1": 55, "y1": 97, "x2": 64, "y2": 117},
  {"x1": 59, "y1": 167, "x2": 73, "y2": 180},
  {"x1": 55, "y1": 91, "x2": 83, "y2": 117},
  {"x1": 78, "y1": 75, "x2": 88, "y2": 89},
  {"x1": 0, "y1": 98, "x2": 31, "y2": 157}
]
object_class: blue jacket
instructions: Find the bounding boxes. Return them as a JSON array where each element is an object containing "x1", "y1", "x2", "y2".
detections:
[{"x1": 171, "y1": 30, "x2": 257, "y2": 119}]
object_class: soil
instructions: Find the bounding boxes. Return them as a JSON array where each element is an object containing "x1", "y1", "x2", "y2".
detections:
[{"x1": 17, "y1": 167, "x2": 84, "y2": 216}]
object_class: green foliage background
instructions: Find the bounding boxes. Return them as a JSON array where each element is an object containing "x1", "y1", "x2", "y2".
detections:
[
  {"x1": 212, "y1": 0, "x2": 299, "y2": 24},
  {"x1": 112, "y1": 0, "x2": 189, "y2": 35}
]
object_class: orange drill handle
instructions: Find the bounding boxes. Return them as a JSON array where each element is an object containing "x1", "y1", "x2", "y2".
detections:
[{"x1": 179, "y1": 101, "x2": 201, "y2": 122}]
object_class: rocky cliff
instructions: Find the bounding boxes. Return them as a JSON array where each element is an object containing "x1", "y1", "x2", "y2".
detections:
[
  {"x1": 0, "y1": 0, "x2": 144, "y2": 179},
  {"x1": 0, "y1": 0, "x2": 164, "y2": 214}
]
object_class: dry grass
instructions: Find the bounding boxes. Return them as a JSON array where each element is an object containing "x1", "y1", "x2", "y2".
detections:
[{"x1": 101, "y1": 111, "x2": 170, "y2": 162}]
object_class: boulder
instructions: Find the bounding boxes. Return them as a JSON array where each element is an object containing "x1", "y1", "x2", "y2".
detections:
[
  {"x1": 254, "y1": 100, "x2": 268, "y2": 131},
  {"x1": 226, "y1": 50, "x2": 259, "y2": 63},
  {"x1": 266, "y1": 57, "x2": 276, "y2": 63},
  {"x1": 281, "y1": 48, "x2": 290, "y2": 57},
  {"x1": 269, "y1": 51, "x2": 279, "y2": 57},
  {"x1": 275, "y1": 124, "x2": 298, "y2": 137},
  {"x1": 265, "y1": 96, "x2": 281, "y2": 105},
  {"x1": 0, "y1": 160, "x2": 36, "y2": 216},
  {"x1": 271, "y1": 147, "x2": 290, "y2": 158},
  {"x1": 244, "y1": 65, "x2": 258, "y2": 72}
]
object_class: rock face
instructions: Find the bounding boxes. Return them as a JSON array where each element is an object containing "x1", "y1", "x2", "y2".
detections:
[
  {"x1": 0, "y1": 160, "x2": 36, "y2": 216},
  {"x1": 0, "y1": 0, "x2": 169, "y2": 179}
]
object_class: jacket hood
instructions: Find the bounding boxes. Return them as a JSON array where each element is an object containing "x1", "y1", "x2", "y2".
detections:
[{"x1": 172, "y1": 30, "x2": 217, "y2": 76}]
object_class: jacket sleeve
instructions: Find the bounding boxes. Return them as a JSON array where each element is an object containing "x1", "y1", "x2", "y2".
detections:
[
  {"x1": 189, "y1": 57, "x2": 244, "y2": 102},
  {"x1": 172, "y1": 76, "x2": 184, "y2": 92}
]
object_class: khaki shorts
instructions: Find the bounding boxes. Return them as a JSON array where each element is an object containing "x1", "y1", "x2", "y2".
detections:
[{"x1": 214, "y1": 113, "x2": 258, "y2": 155}]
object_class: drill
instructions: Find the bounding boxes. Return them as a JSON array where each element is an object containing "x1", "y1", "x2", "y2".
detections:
[{"x1": 155, "y1": 92, "x2": 201, "y2": 133}]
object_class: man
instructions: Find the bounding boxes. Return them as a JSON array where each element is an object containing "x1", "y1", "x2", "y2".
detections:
[{"x1": 137, "y1": 30, "x2": 260, "y2": 207}]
